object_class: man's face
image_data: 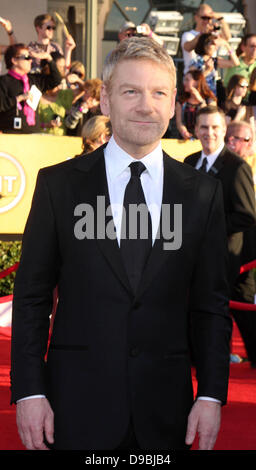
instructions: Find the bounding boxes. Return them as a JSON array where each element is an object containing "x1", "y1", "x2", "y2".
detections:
[
  {"x1": 38, "y1": 20, "x2": 56, "y2": 40},
  {"x1": 195, "y1": 112, "x2": 227, "y2": 155},
  {"x1": 243, "y1": 36, "x2": 256, "y2": 62},
  {"x1": 195, "y1": 6, "x2": 213, "y2": 32},
  {"x1": 100, "y1": 59, "x2": 176, "y2": 158},
  {"x1": 226, "y1": 126, "x2": 253, "y2": 158}
]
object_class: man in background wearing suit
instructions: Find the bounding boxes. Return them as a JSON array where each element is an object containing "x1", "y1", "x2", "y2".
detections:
[
  {"x1": 11, "y1": 38, "x2": 231, "y2": 451},
  {"x1": 184, "y1": 107, "x2": 255, "y2": 289},
  {"x1": 225, "y1": 121, "x2": 256, "y2": 367},
  {"x1": 184, "y1": 108, "x2": 256, "y2": 361}
]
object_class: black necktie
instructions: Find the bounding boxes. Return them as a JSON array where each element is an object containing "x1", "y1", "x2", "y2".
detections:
[
  {"x1": 198, "y1": 157, "x2": 208, "y2": 172},
  {"x1": 120, "y1": 161, "x2": 152, "y2": 293}
]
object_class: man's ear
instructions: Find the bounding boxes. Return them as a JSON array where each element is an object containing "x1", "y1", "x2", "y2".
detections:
[{"x1": 100, "y1": 84, "x2": 110, "y2": 116}]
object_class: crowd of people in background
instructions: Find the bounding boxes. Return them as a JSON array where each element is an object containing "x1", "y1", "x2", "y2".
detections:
[{"x1": 0, "y1": 7, "x2": 256, "y2": 155}]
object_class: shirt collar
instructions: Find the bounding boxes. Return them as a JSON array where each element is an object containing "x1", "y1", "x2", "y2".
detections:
[
  {"x1": 201, "y1": 142, "x2": 224, "y2": 168},
  {"x1": 104, "y1": 135, "x2": 163, "y2": 182}
]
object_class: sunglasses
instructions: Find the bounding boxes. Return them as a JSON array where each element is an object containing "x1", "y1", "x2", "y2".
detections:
[
  {"x1": 71, "y1": 71, "x2": 84, "y2": 79},
  {"x1": 238, "y1": 83, "x2": 248, "y2": 88},
  {"x1": 231, "y1": 136, "x2": 251, "y2": 142},
  {"x1": 45, "y1": 25, "x2": 56, "y2": 30},
  {"x1": 15, "y1": 55, "x2": 32, "y2": 60},
  {"x1": 200, "y1": 16, "x2": 212, "y2": 21}
]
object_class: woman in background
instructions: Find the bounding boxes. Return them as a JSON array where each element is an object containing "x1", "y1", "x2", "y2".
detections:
[
  {"x1": 81, "y1": 115, "x2": 112, "y2": 154},
  {"x1": 223, "y1": 74, "x2": 249, "y2": 123},
  {"x1": 190, "y1": 33, "x2": 239, "y2": 99},
  {"x1": 176, "y1": 69, "x2": 216, "y2": 140}
]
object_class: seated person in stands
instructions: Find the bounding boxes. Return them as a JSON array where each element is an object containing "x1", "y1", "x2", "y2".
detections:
[
  {"x1": 65, "y1": 78, "x2": 102, "y2": 136},
  {"x1": 190, "y1": 33, "x2": 239, "y2": 99},
  {"x1": 0, "y1": 43, "x2": 61, "y2": 134},
  {"x1": 223, "y1": 74, "x2": 249, "y2": 123},
  {"x1": 80, "y1": 115, "x2": 112, "y2": 154},
  {"x1": 28, "y1": 14, "x2": 76, "y2": 74},
  {"x1": 175, "y1": 69, "x2": 216, "y2": 140}
]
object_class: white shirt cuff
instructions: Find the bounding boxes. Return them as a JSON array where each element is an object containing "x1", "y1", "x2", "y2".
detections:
[
  {"x1": 16, "y1": 395, "x2": 46, "y2": 402},
  {"x1": 197, "y1": 396, "x2": 221, "y2": 403}
]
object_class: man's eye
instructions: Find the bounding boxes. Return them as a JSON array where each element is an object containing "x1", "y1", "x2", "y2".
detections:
[{"x1": 125, "y1": 90, "x2": 136, "y2": 95}]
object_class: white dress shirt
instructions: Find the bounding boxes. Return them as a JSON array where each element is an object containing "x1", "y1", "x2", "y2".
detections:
[
  {"x1": 18, "y1": 136, "x2": 220, "y2": 404},
  {"x1": 104, "y1": 136, "x2": 163, "y2": 246}
]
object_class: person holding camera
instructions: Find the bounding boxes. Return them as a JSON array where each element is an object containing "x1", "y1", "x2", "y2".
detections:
[
  {"x1": 0, "y1": 43, "x2": 61, "y2": 133},
  {"x1": 181, "y1": 3, "x2": 231, "y2": 74},
  {"x1": 118, "y1": 21, "x2": 163, "y2": 46}
]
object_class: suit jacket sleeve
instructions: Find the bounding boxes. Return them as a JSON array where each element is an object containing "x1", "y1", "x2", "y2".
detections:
[
  {"x1": 11, "y1": 169, "x2": 60, "y2": 403},
  {"x1": 190, "y1": 179, "x2": 232, "y2": 403}
]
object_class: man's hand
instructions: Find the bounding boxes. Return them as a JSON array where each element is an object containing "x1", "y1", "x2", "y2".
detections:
[
  {"x1": 185, "y1": 400, "x2": 221, "y2": 450},
  {"x1": 16, "y1": 397, "x2": 54, "y2": 450}
]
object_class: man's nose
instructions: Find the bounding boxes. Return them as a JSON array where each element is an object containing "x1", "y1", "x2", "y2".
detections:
[{"x1": 136, "y1": 92, "x2": 153, "y2": 114}]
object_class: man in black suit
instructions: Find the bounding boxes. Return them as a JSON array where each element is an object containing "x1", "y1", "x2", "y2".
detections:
[
  {"x1": 225, "y1": 121, "x2": 256, "y2": 366},
  {"x1": 11, "y1": 38, "x2": 231, "y2": 451},
  {"x1": 184, "y1": 109, "x2": 256, "y2": 363}
]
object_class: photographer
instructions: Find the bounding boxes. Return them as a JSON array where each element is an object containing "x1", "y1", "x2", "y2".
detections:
[
  {"x1": 118, "y1": 21, "x2": 163, "y2": 46},
  {"x1": 181, "y1": 4, "x2": 231, "y2": 74}
]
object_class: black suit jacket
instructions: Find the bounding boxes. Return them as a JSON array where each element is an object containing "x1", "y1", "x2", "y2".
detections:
[
  {"x1": 11, "y1": 146, "x2": 232, "y2": 450},
  {"x1": 184, "y1": 146, "x2": 256, "y2": 289}
]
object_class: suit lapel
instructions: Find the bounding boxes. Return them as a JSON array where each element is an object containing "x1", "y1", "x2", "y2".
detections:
[
  {"x1": 71, "y1": 146, "x2": 132, "y2": 296},
  {"x1": 207, "y1": 147, "x2": 225, "y2": 177},
  {"x1": 71, "y1": 148, "x2": 197, "y2": 299}
]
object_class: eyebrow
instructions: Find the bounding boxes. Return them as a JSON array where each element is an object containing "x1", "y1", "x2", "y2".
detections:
[{"x1": 119, "y1": 83, "x2": 170, "y2": 91}]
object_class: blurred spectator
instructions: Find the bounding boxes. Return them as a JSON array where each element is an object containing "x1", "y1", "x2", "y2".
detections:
[
  {"x1": 65, "y1": 78, "x2": 102, "y2": 136},
  {"x1": 246, "y1": 68, "x2": 256, "y2": 134},
  {"x1": 51, "y1": 51, "x2": 67, "y2": 88},
  {"x1": 175, "y1": 69, "x2": 216, "y2": 140},
  {"x1": 119, "y1": 21, "x2": 163, "y2": 46},
  {"x1": 0, "y1": 43, "x2": 61, "y2": 133},
  {"x1": 38, "y1": 82, "x2": 74, "y2": 136},
  {"x1": 66, "y1": 60, "x2": 86, "y2": 90},
  {"x1": 225, "y1": 120, "x2": 256, "y2": 368},
  {"x1": 80, "y1": 115, "x2": 112, "y2": 154},
  {"x1": 0, "y1": 17, "x2": 17, "y2": 73},
  {"x1": 104, "y1": 21, "x2": 163, "y2": 64},
  {"x1": 225, "y1": 120, "x2": 254, "y2": 157},
  {"x1": 223, "y1": 75, "x2": 249, "y2": 123},
  {"x1": 28, "y1": 13, "x2": 75, "y2": 74},
  {"x1": 189, "y1": 34, "x2": 239, "y2": 97},
  {"x1": 224, "y1": 34, "x2": 256, "y2": 88},
  {"x1": 181, "y1": 3, "x2": 231, "y2": 74}
]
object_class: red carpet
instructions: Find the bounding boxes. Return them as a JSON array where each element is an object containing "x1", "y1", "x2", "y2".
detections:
[{"x1": 0, "y1": 324, "x2": 256, "y2": 450}]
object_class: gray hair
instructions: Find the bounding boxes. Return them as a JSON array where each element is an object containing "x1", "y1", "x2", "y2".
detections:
[
  {"x1": 102, "y1": 36, "x2": 176, "y2": 92},
  {"x1": 225, "y1": 120, "x2": 254, "y2": 142}
]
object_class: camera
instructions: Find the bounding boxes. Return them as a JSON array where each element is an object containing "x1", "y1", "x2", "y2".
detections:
[{"x1": 136, "y1": 25, "x2": 147, "y2": 35}]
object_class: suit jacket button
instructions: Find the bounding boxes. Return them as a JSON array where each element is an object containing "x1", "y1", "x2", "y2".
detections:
[{"x1": 130, "y1": 347, "x2": 140, "y2": 357}]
